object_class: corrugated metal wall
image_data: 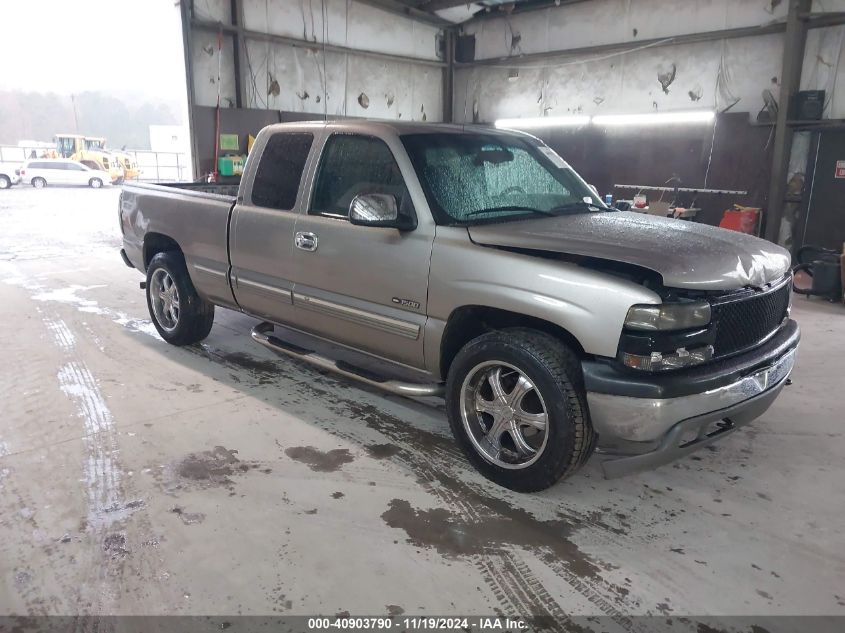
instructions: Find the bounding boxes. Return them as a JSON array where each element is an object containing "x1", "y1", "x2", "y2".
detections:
[
  {"x1": 454, "y1": 0, "x2": 845, "y2": 123},
  {"x1": 188, "y1": 0, "x2": 444, "y2": 122}
]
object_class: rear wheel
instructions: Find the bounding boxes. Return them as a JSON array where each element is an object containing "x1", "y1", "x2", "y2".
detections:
[
  {"x1": 445, "y1": 328, "x2": 595, "y2": 492},
  {"x1": 145, "y1": 251, "x2": 215, "y2": 345},
  {"x1": 0, "y1": 175, "x2": 10, "y2": 189},
  {"x1": 31, "y1": 177, "x2": 46, "y2": 188},
  {"x1": 89, "y1": 178, "x2": 103, "y2": 189}
]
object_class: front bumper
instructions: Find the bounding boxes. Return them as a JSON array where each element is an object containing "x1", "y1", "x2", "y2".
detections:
[{"x1": 584, "y1": 320, "x2": 799, "y2": 478}]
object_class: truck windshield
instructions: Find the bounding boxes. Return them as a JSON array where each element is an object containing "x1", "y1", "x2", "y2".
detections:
[{"x1": 401, "y1": 132, "x2": 607, "y2": 225}]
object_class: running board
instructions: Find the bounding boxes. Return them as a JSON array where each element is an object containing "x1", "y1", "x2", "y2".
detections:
[{"x1": 250, "y1": 322, "x2": 445, "y2": 398}]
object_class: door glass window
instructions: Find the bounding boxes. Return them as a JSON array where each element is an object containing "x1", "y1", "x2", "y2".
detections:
[
  {"x1": 57, "y1": 138, "x2": 75, "y2": 158},
  {"x1": 311, "y1": 135, "x2": 407, "y2": 218},
  {"x1": 251, "y1": 132, "x2": 313, "y2": 211}
]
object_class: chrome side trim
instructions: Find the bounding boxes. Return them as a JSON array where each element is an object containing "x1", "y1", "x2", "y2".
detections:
[
  {"x1": 193, "y1": 263, "x2": 226, "y2": 278},
  {"x1": 293, "y1": 293, "x2": 420, "y2": 340},
  {"x1": 251, "y1": 322, "x2": 443, "y2": 397},
  {"x1": 587, "y1": 347, "x2": 796, "y2": 443},
  {"x1": 238, "y1": 278, "x2": 294, "y2": 303}
]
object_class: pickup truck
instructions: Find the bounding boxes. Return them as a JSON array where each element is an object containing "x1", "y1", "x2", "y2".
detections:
[{"x1": 119, "y1": 121, "x2": 799, "y2": 491}]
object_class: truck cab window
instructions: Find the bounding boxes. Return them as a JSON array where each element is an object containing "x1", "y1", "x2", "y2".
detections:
[
  {"x1": 311, "y1": 134, "x2": 408, "y2": 218},
  {"x1": 251, "y1": 132, "x2": 313, "y2": 211}
]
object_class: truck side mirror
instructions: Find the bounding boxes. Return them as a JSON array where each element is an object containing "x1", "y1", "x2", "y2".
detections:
[{"x1": 349, "y1": 193, "x2": 415, "y2": 230}]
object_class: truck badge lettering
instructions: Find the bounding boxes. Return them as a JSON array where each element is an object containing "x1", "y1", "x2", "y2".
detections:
[{"x1": 392, "y1": 297, "x2": 420, "y2": 309}]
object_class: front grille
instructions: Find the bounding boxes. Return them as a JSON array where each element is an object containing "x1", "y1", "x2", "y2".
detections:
[{"x1": 711, "y1": 277, "x2": 791, "y2": 357}]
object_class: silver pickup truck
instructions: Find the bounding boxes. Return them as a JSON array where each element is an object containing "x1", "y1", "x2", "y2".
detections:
[{"x1": 119, "y1": 120, "x2": 799, "y2": 491}]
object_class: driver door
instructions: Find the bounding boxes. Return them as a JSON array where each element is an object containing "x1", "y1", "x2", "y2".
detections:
[{"x1": 289, "y1": 132, "x2": 434, "y2": 369}]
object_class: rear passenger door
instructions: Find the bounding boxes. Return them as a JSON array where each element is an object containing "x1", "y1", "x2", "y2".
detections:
[{"x1": 229, "y1": 130, "x2": 316, "y2": 324}]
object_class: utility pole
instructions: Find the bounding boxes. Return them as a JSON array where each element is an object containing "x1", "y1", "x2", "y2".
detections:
[{"x1": 71, "y1": 93, "x2": 80, "y2": 133}]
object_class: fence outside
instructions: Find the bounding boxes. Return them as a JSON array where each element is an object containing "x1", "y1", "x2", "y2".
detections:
[{"x1": 0, "y1": 145, "x2": 190, "y2": 182}]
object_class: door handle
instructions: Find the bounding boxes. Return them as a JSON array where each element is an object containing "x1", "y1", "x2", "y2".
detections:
[{"x1": 295, "y1": 231, "x2": 318, "y2": 252}]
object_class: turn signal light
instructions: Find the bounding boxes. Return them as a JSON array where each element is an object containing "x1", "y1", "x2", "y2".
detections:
[{"x1": 623, "y1": 345, "x2": 714, "y2": 371}]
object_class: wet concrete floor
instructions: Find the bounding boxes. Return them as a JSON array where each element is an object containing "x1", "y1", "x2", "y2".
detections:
[{"x1": 0, "y1": 188, "x2": 842, "y2": 628}]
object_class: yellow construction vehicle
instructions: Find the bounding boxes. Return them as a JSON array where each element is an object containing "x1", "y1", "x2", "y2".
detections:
[
  {"x1": 55, "y1": 134, "x2": 124, "y2": 183},
  {"x1": 85, "y1": 137, "x2": 139, "y2": 181}
]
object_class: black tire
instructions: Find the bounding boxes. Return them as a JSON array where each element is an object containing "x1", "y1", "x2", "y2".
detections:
[
  {"x1": 31, "y1": 177, "x2": 46, "y2": 188},
  {"x1": 145, "y1": 251, "x2": 215, "y2": 345},
  {"x1": 445, "y1": 328, "x2": 595, "y2": 492},
  {"x1": 0, "y1": 175, "x2": 10, "y2": 189},
  {"x1": 89, "y1": 178, "x2": 103, "y2": 189}
]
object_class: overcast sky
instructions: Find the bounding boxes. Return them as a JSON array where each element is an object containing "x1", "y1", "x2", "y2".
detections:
[{"x1": 0, "y1": 0, "x2": 186, "y2": 102}]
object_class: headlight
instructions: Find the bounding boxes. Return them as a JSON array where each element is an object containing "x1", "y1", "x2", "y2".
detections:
[{"x1": 624, "y1": 301, "x2": 711, "y2": 331}]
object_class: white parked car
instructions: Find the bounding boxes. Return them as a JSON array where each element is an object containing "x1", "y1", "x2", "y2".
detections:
[
  {"x1": 20, "y1": 159, "x2": 112, "y2": 189},
  {"x1": 0, "y1": 162, "x2": 21, "y2": 189}
]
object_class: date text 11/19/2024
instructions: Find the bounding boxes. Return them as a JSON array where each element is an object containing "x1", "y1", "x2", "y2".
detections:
[{"x1": 307, "y1": 616, "x2": 529, "y2": 630}]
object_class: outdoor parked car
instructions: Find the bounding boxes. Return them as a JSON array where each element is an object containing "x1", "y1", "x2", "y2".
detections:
[
  {"x1": 20, "y1": 159, "x2": 112, "y2": 189},
  {"x1": 0, "y1": 162, "x2": 21, "y2": 189}
]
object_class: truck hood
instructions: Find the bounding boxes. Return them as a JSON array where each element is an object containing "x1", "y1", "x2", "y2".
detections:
[{"x1": 467, "y1": 211, "x2": 791, "y2": 291}]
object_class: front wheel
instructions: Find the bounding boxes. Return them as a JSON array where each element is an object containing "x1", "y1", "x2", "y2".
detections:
[
  {"x1": 31, "y1": 177, "x2": 46, "y2": 188},
  {"x1": 445, "y1": 328, "x2": 595, "y2": 492},
  {"x1": 89, "y1": 178, "x2": 103, "y2": 189},
  {"x1": 145, "y1": 251, "x2": 215, "y2": 345},
  {"x1": 0, "y1": 175, "x2": 10, "y2": 189}
]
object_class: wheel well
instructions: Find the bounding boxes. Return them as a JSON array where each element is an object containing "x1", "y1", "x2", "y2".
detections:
[
  {"x1": 143, "y1": 233, "x2": 182, "y2": 270},
  {"x1": 439, "y1": 305, "x2": 586, "y2": 380}
]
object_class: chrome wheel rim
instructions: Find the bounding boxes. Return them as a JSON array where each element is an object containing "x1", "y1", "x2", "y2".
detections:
[
  {"x1": 460, "y1": 361, "x2": 549, "y2": 470},
  {"x1": 150, "y1": 268, "x2": 180, "y2": 332},
  {"x1": 33, "y1": 179, "x2": 44, "y2": 188}
]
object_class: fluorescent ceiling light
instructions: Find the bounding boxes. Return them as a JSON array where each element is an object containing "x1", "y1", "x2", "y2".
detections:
[
  {"x1": 495, "y1": 115, "x2": 591, "y2": 129},
  {"x1": 592, "y1": 111, "x2": 715, "y2": 126}
]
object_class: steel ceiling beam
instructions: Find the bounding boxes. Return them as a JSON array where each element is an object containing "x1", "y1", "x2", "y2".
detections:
[
  {"x1": 357, "y1": 0, "x2": 452, "y2": 27},
  {"x1": 191, "y1": 18, "x2": 447, "y2": 68}
]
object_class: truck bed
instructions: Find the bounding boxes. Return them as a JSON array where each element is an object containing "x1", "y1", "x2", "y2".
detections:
[
  {"x1": 127, "y1": 180, "x2": 240, "y2": 200},
  {"x1": 120, "y1": 180, "x2": 238, "y2": 307}
]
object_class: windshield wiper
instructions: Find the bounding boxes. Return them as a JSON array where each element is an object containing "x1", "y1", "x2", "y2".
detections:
[
  {"x1": 549, "y1": 201, "x2": 604, "y2": 214},
  {"x1": 463, "y1": 206, "x2": 558, "y2": 218}
]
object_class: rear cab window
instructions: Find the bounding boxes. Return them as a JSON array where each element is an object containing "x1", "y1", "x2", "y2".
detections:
[{"x1": 251, "y1": 132, "x2": 314, "y2": 211}]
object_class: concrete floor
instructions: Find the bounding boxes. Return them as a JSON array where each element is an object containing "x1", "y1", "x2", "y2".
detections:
[{"x1": 0, "y1": 187, "x2": 843, "y2": 626}]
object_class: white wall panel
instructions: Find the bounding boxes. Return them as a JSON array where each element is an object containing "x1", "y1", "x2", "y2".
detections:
[
  {"x1": 193, "y1": 0, "x2": 232, "y2": 23},
  {"x1": 454, "y1": 33, "x2": 785, "y2": 122},
  {"x1": 243, "y1": 0, "x2": 348, "y2": 47},
  {"x1": 193, "y1": 0, "x2": 445, "y2": 120},
  {"x1": 191, "y1": 31, "x2": 237, "y2": 108},
  {"x1": 243, "y1": 0, "x2": 440, "y2": 60},
  {"x1": 345, "y1": 57, "x2": 442, "y2": 121},
  {"x1": 464, "y1": 0, "x2": 788, "y2": 61},
  {"x1": 801, "y1": 25, "x2": 845, "y2": 118},
  {"x1": 347, "y1": 2, "x2": 441, "y2": 61}
]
